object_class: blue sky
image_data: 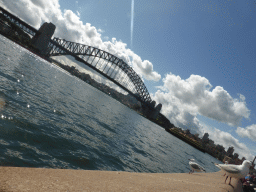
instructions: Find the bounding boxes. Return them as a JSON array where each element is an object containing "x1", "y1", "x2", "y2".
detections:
[{"x1": 0, "y1": 0, "x2": 255, "y2": 160}]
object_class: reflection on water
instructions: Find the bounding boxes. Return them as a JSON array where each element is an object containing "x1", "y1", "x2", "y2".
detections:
[{"x1": 0, "y1": 97, "x2": 5, "y2": 111}]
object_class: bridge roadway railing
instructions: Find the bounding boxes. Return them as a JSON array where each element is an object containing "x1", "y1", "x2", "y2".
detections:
[{"x1": 47, "y1": 38, "x2": 153, "y2": 104}]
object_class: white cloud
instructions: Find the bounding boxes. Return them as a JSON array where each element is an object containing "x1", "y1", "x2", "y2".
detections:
[
  {"x1": 132, "y1": 54, "x2": 161, "y2": 81},
  {"x1": 97, "y1": 28, "x2": 104, "y2": 33},
  {"x1": 0, "y1": 0, "x2": 161, "y2": 82},
  {"x1": 199, "y1": 124, "x2": 254, "y2": 160},
  {"x1": 152, "y1": 73, "x2": 250, "y2": 131},
  {"x1": 236, "y1": 124, "x2": 256, "y2": 142}
]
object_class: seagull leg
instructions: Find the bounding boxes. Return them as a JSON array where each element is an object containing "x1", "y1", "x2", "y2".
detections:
[
  {"x1": 228, "y1": 177, "x2": 232, "y2": 185},
  {"x1": 225, "y1": 176, "x2": 229, "y2": 183},
  {"x1": 223, "y1": 173, "x2": 226, "y2": 176}
]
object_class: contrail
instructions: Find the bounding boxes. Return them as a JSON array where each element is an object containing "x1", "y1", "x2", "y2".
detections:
[{"x1": 131, "y1": 0, "x2": 134, "y2": 49}]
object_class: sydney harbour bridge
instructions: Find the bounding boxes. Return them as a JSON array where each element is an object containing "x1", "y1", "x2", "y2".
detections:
[{"x1": 0, "y1": 6, "x2": 163, "y2": 119}]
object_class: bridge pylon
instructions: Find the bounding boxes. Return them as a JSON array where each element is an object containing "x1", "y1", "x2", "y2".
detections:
[
  {"x1": 141, "y1": 102, "x2": 162, "y2": 120},
  {"x1": 31, "y1": 22, "x2": 56, "y2": 55}
]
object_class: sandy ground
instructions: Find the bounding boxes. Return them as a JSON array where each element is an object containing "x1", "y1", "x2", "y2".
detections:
[{"x1": 0, "y1": 166, "x2": 242, "y2": 192}]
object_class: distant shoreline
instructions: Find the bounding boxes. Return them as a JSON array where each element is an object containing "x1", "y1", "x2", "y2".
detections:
[{"x1": 165, "y1": 128, "x2": 206, "y2": 153}]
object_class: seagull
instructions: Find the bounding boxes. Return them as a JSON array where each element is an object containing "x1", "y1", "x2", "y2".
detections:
[
  {"x1": 223, "y1": 161, "x2": 228, "y2": 176},
  {"x1": 188, "y1": 159, "x2": 206, "y2": 174},
  {"x1": 215, "y1": 160, "x2": 252, "y2": 185}
]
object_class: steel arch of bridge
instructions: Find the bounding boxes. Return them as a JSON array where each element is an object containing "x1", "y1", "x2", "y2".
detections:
[{"x1": 48, "y1": 38, "x2": 152, "y2": 104}]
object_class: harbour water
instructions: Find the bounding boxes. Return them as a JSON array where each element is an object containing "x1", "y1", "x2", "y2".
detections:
[{"x1": 0, "y1": 35, "x2": 222, "y2": 173}]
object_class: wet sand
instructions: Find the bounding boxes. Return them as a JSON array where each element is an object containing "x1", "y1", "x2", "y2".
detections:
[{"x1": 0, "y1": 166, "x2": 242, "y2": 192}]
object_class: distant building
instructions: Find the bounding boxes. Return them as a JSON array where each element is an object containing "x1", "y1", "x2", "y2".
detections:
[
  {"x1": 216, "y1": 144, "x2": 225, "y2": 154},
  {"x1": 233, "y1": 153, "x2": 239, "y2": 159},
  {"x1": 202, "y1": 133, "x2": 209, "y2": 142},
  {"x1": 208, "y1": 139, "x2": 215, "y2": 147},
  {"x1": 148, "y1": 103, "x2": 162, "y2": 120},
  {"x1": 227, "y1": 146, "x2": 234, "y2": 157},
  {"x1": 185, "y1": 129, "x2": 191, "y2": 135},
  {"x1": 223, "y1": 156, "x2": 234, "y2": 164}
]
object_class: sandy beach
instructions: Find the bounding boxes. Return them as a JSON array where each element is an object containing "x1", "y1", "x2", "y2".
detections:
[{"x1": 0, "y1": 166, "x2": 242, "y2": 192}]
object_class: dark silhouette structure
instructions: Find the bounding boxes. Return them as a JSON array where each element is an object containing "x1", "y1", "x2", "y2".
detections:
[{"x1": 32, "y1": 22, "x2": 56, "y2": 55}]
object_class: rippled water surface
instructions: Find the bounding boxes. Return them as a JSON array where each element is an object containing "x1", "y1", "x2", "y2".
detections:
[{"x1": 0, "y1": 35, "x2": 222, "y2": 173}]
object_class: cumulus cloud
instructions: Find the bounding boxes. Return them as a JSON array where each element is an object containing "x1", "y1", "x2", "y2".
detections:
[
  {"x1": 236, "y1": 124, "x2": 256, "y2": 142},
  {"x1": 132, "y1": 55, "x2": 161, "y2": 81},
  {"x1": 152, "y1": 73, "x2": 250, "y2": 131},
  {"x1": 0, "y1": 0, "x2": 161, "y2": 82},
  {"x1": 97, "y1": 28, "x2": 104, "y2": 33}
]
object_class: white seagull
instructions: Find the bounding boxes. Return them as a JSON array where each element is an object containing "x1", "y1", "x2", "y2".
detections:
[
  {"x1": 215, "y1": 160, "x2": 252, "y2": 185},
  {"x1": 188, "y1": 159, "x2": 206, "y2": 174},
  {"x1": 223, "y1": 161, "x2": 228, "y2": 176}
]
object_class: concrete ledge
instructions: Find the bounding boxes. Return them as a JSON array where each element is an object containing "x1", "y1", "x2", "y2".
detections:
[{"x1": 0, "y1": 166, "x2": 242, "y2": 192}]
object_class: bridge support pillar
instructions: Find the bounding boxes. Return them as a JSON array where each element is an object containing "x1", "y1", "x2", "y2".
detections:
[
  {"x1": 141, "y1": 102, "x2": 162, "y2": 120},
  {"x1": 149, "y1": 103, "x2": 162, "y2": 120},
  {"x1": 32, "y1": 22, "x2": 56, "y2": 55}
]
